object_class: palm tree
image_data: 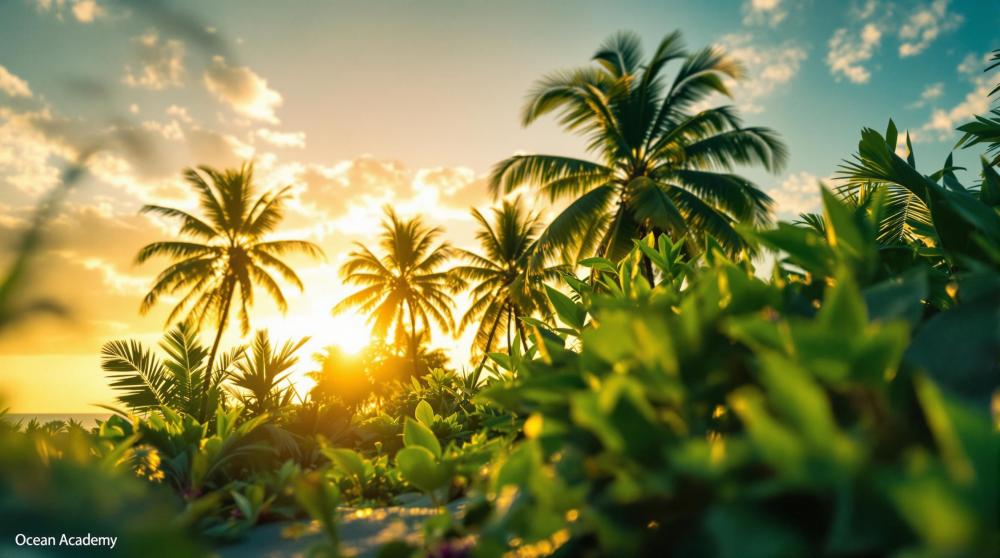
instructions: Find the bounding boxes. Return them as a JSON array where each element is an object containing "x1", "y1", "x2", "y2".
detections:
[
  {"x1": 333, "y1": 207, "x2": 462, "y2": 374},
  {"x1": 453, "y1": 198, "x2": 563, "y2": 366},
  {"x1": 137, "y1": 163, "x2": 323, "y2": 419},
  {"x1": 489, "y1": 30, "x2": 787, "y2": 273}
]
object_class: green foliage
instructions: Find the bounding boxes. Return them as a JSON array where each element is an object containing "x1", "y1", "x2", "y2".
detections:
[
  {"x1": 0, "y1": 413, "x2": 207, "y2": 556},
  {"x1": 101, "y1": 323, "x2": 238, "y2": 416},
  {"x1": 229, "y1": 330, "x2": 309, "y2": 415}
]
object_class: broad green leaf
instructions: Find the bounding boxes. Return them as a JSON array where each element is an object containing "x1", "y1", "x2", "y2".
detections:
[
  {"x1": 325, "y1": 448, "x2": 367, "y2": 484},
  {"x1": 403, "y1": 417, "x2": 441, "y2": 458},
  {"x1": 545, "y1": 285, "x2": 586, "y2": 330},
  {"x1": 395, "y1": 446, "x2": 448, "y2": 494},
  {"x1": 414, "y1": 400, "x2": 435, "y2": 426}
]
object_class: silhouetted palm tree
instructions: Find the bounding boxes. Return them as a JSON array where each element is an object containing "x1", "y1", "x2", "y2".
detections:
[
  {"x1": 137, "y1": 163, "x2": 322, "y2": 418},
  {"x1": 333, "y1": 207, "x2": 462, "y2": 374},
  {"x1": 490, "y1": 30, "x2": 787, "y2": 271},
  {"x1": 453, "y1": 198, "x2": 563, "y2": 365}
]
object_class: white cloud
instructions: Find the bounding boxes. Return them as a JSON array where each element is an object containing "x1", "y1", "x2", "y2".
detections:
[
  {"x1": 0, "y1": 107, "x2": 77, "y2": 195},
  {"x1": 898, "y1": 0, "x2": 962, "y2": 58},
  {"x1": 827, "y1": 23, "x2": 882, "y2": 84},
  {"x1": 203, "y1": 56, "x2": 283, "y2": 124},
  {"x1": 907, "y1": 82, "x2": 944, "y2": 109},
  {"x1": 918, "y1": 77, "x2": 991, "y2": 141},
  {"x1": 123, "y1": 32, "x2": 185, "y2": 90},
  {"x1": 0, "y1": 65, "x2": 32, "y2": 98},
  {"x1": 742, "y1": 0, "x2": 787, "y2": 27},
  {"x1": 768, "y1": 171, "x2": 829, "y2": 218},
  {"x1": 957, "y1": 52, "x2": 991, "y2": 75},
  {"x1": 256, "y1": 128, "x2": 306, "y2": 148},
  {"x1": 709, "y1": 34, "x2": 807, "y2": 113},
  {"x1": 35, "y1": 0, "x2": 104, "y2": 23},
  {"x1": 71, "y1": 0, "x2": 101, "y2": 22}
]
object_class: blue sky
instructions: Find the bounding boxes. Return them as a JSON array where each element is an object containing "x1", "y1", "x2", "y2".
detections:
[{"x1": 0, "y1": 0, "x2": 997, "y2": 411}]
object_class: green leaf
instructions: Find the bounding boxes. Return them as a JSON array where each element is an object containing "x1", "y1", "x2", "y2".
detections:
[
  {"x1": 402, "y1": 417, "x2": 442, "y2": 458},
  {"x1": 579, "y1": 257, "x2": 617, "y2": 273},
  {"x1": 414, "y1": 400, "x2": 435, "y2": 426},
  {"x1": 325, "y1": 448, "x2": 367, "y2": 484},
  {"x1": 544, "y1": 285, "x2": 586, "y2": 330},
  {"x1": 395, "y1": 446, "x2": 448, "y2": 494}
]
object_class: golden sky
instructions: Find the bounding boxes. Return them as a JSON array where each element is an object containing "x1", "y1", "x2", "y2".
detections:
[{"x1": 0, "y1": 0, "x2": 994, "y2": 411}]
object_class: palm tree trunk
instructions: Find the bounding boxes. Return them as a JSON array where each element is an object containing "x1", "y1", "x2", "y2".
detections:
[
  {"x1": 514, "y1": 308, "x2": 529, "y2": 352},
  {"x1": 408, "y1": 299, "x2": 418, "y2": 377},
  {"x1": 473, "y1": 304, "x2": 505, "y2": 380},
  {"x1": 200, "y1": 277, "x2": 235, "y2": 421},
  {"x1": 506, "y1": 306, "x2": 513, "y2": 355}
]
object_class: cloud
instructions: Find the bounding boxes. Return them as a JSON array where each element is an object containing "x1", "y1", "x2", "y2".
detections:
[
  {"x1": 203, "y1": 56, "x2": 283, "y2": 124},
  {"x1": 0, "y1": 107, "x2": 77, "y2": 195},
  {"x1": 256, "y1": 128, "x2": 306, "y2": 148},
  {"x1": 908, "y1": 82, "x2": 944, "y2": 109},
  {"x1": 34, "y1": 0, "x2": 104, "y2": 23},
  {"x1": 917, "y1": 78, "x2": 990, "y2": 142},
  {"x1": 742, "y1": 0, "x2": 787, "y2": 27},
  {"x1": 716, "y1": 34, "x2": 807, "y2": 113},
  {"x1": 827, "y1": 23, "x2": 882, "y2": 84},
  {"x1": 957, "y1": 52, "x2": 992, "y2": 75},
  {"x1": 0, "y1": 65, "x2": 32, "y2": 99},
  {"x1": 767, "y1": 171, "x2": 829, "y2": 219},
  {"x1": 123, "y1": 32, "x2": 185, "y2": 90},
  {"x1": 898, "y1": 0, "x2": 962, "y2": 58}
]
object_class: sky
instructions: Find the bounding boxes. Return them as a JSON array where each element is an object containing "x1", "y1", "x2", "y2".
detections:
[{"x1": 0, "y1": 0, "x2": 997, "y2": 412}]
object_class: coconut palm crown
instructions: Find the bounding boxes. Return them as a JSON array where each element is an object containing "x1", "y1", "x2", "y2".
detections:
[
  {"x1": 136, "y1": 163, "x2": 323, "y2": 417},
  {"x1": 489, "y1": 30, "x2": 788, "y2": 264},
  {"x1": 333, "y1": 207, "x2": 463, "y2": 368},
  {"x1": 453, "y1": 197, "x2": 564, "y2": 360}
]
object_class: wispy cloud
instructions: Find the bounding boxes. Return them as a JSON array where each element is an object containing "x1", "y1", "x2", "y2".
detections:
[
  {"x1": 123, "y1": 32, "x2": 185, "y2": 90},
  {"x1": 35, "y1": 0, "x2": 105, "y2": 23},
  {"x1": 826, "y1": 23, "x2": 882, "y2": 84},
  {"x1": 711, "y1": 34, "x2": 808, "y2": 113},
  {"x1": 907, "y1": 82, "x2": 944, "y2": 109},
  {"x1": 742, "y1": 0, "x2": 787, "y2": 27},
  {"x1": 898, "y1": 0, "x2": 963, "y2": 57},
  {"x1": 0, "y1": 65, "x2": 32, "y2": 99},
  {"x1": 203, "y1": 56, "x2": 283, "y2": 124},
  {"x1": 256, "y1": 128, "x2": 306, "y2": 149}
]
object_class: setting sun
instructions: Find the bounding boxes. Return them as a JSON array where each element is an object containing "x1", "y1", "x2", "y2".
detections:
[{"x1": 326, "y1": 312, "x2": 371, "y2": 356}]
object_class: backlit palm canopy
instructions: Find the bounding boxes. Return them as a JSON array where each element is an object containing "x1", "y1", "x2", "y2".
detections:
[
  {"x1": 137, "y1": 163, "x2": 323, "y2": 416},
  {"x1": 490, "y1": 30, "x2": 788, "y2": 263},
  {"x1": 453, "y1": 198, "x2": 563, "y2": 359},
  {"x1": 333, "y1": 207, "x2": 462, "y2": 363}
]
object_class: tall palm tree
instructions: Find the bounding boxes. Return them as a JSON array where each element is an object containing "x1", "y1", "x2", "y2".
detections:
[
  {"x1": 333, "y1": 207, "x2": 462, "y2": 374},
  {"x1": 137, "y1": 163, "x2": 323, "y2": 419},
  {"x1": 453, "y1": 198, "x2": 563, "y2": 365},
  {"x1": 489, "y1": 30, "x2": 787, "y2": 271}
]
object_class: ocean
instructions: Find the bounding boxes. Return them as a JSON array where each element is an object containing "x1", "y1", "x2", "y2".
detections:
[{"x1": 4, "y1": 413, "x2": 111, "y2": 428}]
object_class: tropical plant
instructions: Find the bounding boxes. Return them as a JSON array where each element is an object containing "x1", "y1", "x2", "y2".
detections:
[
  {"x1": 229, "y1": 330, "x2": 308, "y2": 416},
  {"x1": 333, "y1": 207, "x2": 462, "y2": 374},
  {"x1": 100, "y1": 322, "x2": 243, "y2": 417},
  {"x1": 956, "y1": 49, "x2": 1000, "y2": 166},
  {"x1": 453, "y1": 198, "x2": 563, "y2": 364},
  {"x1": 136, "y1": 163, "x2": 323, "y2": 419},
  {"x1": 489, "y1": 30, "x2": 787, "y2": 270}
]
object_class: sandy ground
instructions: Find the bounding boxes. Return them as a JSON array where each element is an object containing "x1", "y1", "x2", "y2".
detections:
[{"x1": 216, "y1": 500, "x2": 465, "y2": 558}]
